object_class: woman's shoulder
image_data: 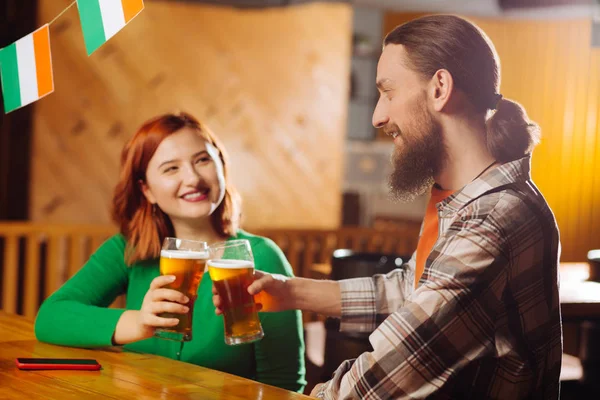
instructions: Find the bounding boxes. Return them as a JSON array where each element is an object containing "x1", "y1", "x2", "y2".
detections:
[
  {"x1": 233, "y1": 230, "x2": 293, "y2": 276},
  {"x1": 99, "y1": 234, "x2": 158, "y2": 268},
  {"x1": 95, "y1": 233, "x2": 127, "y2": 254},
  {"x1": 232, "y1": 229, "x2": 275, "y2": 248},
  {"x1": 86, "y1": 233, "x2": 129, "y2": 267}
]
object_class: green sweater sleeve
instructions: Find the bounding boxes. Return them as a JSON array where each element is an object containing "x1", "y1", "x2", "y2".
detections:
[
  {"x1": 34, "y1": 235, "x2": 129, "y2": 348},
  {"x1": 250, "y1": 236, "x2": 307, "y2": 393}
]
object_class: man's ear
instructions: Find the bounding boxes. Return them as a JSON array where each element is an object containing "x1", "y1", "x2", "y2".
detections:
[
  {"x1": 429, "y1": 69, "x2": 454, "y2": 112},
  {"x1": 139, "y1": 179, "x2": 156, "y2": 204}
]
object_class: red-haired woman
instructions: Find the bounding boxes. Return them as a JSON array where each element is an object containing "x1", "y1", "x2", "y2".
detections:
[{"x1": 35, "y1": 113, "x2": 306, "y2": 393}]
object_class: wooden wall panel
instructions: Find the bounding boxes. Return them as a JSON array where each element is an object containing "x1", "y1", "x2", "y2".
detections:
[
  {"x1": 31, "y1": 1, "x2": 352, "y2": 230},
  {"x1": 384, "y1": 13, "x2": 600, "y2": 261}
]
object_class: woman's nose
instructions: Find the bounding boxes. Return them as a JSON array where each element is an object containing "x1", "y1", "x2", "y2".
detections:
[{"x1": 182, "y1": 164, "x2": 203, "y2": 186}]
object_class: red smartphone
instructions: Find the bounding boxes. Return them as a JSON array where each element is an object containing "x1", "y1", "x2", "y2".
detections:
[{"x1": 15, "y1": 358, "x2": 101, "y2": 371}]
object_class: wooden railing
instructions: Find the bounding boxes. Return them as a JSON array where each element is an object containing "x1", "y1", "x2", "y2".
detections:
[
  {"x1": 0, "y1": 223, "x2": 116, "y2": 317},
  {"x1": 0, "y1": 223, "x2": 421, "y2": 318},
  {"x1": 259, "y1": 226, "x2": 419, "y2": 278}
]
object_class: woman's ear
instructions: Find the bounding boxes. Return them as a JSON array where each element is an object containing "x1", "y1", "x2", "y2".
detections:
[{"x1": 139, "y1": 179, "x2": 156, "y2": 204}]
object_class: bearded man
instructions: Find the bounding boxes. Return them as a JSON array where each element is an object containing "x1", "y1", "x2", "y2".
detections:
[{"x1": 213, "y1": 14, "x2": 562, "y2": 400}]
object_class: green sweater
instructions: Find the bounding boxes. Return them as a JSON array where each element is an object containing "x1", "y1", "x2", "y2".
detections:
[{"x1": 35, "y1": 230, "x2": 306, "y2": 392}]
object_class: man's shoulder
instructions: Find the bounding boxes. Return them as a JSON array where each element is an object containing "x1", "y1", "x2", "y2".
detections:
[{"x1": 459, "y1": 182, "x2": 558, "y2": 241}]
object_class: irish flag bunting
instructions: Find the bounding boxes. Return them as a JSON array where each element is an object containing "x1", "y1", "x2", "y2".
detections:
[
  {"x1": 0, "y1": 24, "x2": 54, "y2": 114},
  {"x1": 0, "y1": 1, "x2": 145, "y2": 113},
  {"x1": 77, "y1": 0, "x2": 145, "y2": 56}
]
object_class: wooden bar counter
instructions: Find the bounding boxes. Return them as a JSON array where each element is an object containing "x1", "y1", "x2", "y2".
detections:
[{"x1": 0, "y1": 311, "x2": 311, "y2": 399}]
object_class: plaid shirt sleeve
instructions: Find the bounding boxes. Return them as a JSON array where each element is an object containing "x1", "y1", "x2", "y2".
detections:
[
  {"x1": 337, "y1": 252, "x2": 416, "y2": 333},
  {"x1": 316, "y1": 214, "x2": 508, "y2": 399}
]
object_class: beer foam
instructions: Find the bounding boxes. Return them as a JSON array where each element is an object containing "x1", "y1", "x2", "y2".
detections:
[
  {"x1": 208, "y1": 259, "x2": 254, "y2": 269},
  {"x1": 160, "y1": 249, "x2": 209, "y2": 259}
]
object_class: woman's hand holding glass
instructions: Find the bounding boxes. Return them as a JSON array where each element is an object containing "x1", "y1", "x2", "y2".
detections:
[{"x1": 137, "y1": 274, "x2": 191, "y2": 339}]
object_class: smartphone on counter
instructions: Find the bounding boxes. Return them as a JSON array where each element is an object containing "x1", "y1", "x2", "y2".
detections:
[{"x1": 15, "y1": 358, "x2": 101, "y2": 371}]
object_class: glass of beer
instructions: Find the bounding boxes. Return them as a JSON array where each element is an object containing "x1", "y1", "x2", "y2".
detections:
[
  {"x1": 208, "y1": 240, "x2": 264, "y2": 345},
  {"x1": 154, "y1": 237, "x2": 209, "y2": 342}
]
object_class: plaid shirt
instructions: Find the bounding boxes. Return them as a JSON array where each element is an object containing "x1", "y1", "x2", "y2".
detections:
[{"x1": 317, "y1": 156, "x2": 562, "y2": 399}]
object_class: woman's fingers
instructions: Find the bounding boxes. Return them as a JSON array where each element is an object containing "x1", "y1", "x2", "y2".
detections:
[
  {"x1": 151, "y1": 288, "x2": 189, "y2": 304},
  {"x1": 143, "y1": 314, "x2": 180, "y2": 327},
  {"x1": 149, "y1": 275, "x2": 176, "y2": 290},
  {"x1": 151, "y1": 301, "x2": 189, "y2": 315}
]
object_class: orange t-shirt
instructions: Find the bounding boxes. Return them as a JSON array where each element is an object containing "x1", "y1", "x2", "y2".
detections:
[{"x1": 414, "y1": 186, "x2": 455, "y2": 288}]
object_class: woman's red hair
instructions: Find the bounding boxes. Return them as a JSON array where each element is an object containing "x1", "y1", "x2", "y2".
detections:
[{"x1": 112, "y1": 112, "x2": 241, "y2": 265}]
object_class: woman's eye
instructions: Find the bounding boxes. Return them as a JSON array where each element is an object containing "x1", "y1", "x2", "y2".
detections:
[
  {"x1": 195, "y1": 157, "x2": 211, "y2": 164},
  {"x1": 163, "y1": 166, "x2": 178, "y2": 173}
]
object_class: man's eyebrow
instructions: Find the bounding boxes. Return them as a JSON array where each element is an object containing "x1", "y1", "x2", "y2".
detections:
[{"x1": 376, "y1": 78, "x2": 394, "y2": 90}]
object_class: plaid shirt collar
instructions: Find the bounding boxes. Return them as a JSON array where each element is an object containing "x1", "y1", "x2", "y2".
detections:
[{"x1": 437, "y1": 155, "x2": 532, "y2": 217}]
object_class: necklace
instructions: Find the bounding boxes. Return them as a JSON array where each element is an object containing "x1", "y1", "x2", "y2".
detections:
[{"x1": 471, "y1": 160, "x2": 497, "y2": 182}]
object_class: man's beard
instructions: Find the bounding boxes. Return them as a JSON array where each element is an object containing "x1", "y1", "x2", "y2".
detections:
[{"x1": 388, "y1": 99, "x2": 447, "y2": 203}]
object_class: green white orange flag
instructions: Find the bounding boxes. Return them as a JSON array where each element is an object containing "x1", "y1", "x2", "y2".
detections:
[
  {"x1": 0, "y1": 24, "x2": 54, "y2": 114},
  {"x1": 77, "y1": 0, "x2": 144, "y2": 56}
]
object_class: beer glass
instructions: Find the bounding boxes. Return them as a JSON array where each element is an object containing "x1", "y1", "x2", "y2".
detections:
[
  {"x1": 154, "y1": 237, "x2": 209, "y2": 342},
  {"x1": 208, "y1": 240, "x2": 264, "y2": 345}
]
